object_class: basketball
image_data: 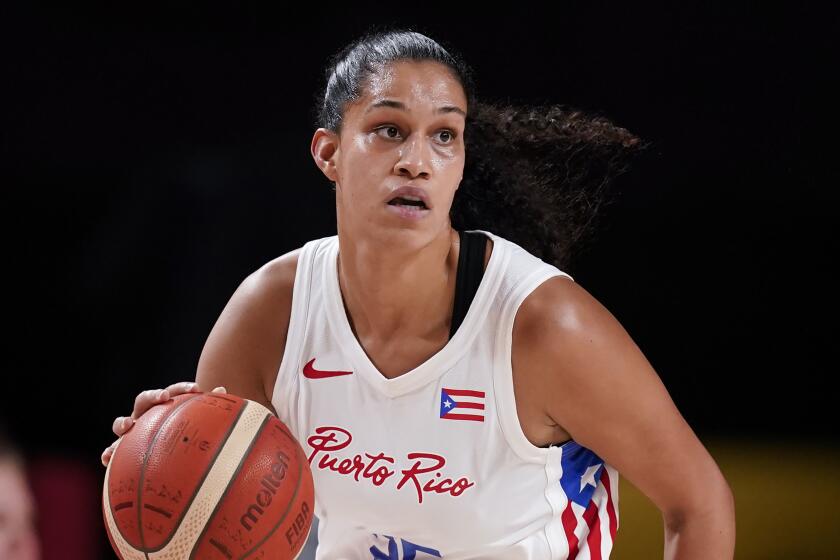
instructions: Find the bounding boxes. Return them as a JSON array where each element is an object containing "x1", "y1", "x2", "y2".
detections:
[{"x1": 102, "y1": 392, "x2": 314, "y2": 560}]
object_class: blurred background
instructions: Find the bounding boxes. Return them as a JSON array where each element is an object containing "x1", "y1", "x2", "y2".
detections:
[{"x1": 2, "y1": 5, "x2": 837, "y2": 559}]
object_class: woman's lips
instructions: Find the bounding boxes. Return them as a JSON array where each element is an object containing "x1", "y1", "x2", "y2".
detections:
[{"x1": 385, "y1": 202, "x2": 431, "y2": 220}]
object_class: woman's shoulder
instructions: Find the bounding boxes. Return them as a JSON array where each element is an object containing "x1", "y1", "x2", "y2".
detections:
[
  {"x1": 512, "y1": 275, "x2": 580, "y2": 342},
  {"x1": 245, "y1": 248, "x2": 302, "y2": 302},
  {"x1": 237, "y1": 233, "x2": 333, "y2": 316},
  {"x1": 511, "y1": 273, "x2": 628, "y2": 389},
  {"x1": 195, "y1": 248, "x2": 302, "y2": 407}
]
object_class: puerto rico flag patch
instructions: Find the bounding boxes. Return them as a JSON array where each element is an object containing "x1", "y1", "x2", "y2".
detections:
[{"x1": 439, "y1": 388, "x2": 485, "y2": 422}]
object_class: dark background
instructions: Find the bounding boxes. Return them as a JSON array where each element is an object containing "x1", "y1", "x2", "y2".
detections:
[{"x1": 2, "y1": 5, "x2": 836, "y2": 558}]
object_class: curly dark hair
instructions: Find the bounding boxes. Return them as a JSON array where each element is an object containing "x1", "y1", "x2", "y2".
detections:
[
  {"x1": 456, "y1": 102, "x2": 643, "y2": 268},
  {"x1": 316, "y1": 29, "x2": 644, "y2": 269}
]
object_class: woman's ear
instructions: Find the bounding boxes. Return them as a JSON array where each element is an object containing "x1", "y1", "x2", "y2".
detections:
[{"x1": 311, "y1": 128, "x2": 339, "y2": 183}]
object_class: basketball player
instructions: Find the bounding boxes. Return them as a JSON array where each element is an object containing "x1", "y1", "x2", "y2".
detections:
[{"x1": 103, "y1": 30, "x2": 735, "y2": 558}]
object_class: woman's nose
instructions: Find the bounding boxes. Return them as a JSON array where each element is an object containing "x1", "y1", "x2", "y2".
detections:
[{"x1": 394, "y1": 136, "x2": 432, "y2": 179}]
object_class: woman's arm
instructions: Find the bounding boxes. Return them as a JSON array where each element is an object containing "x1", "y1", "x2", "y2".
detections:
[
  {"x1": 195, "y1": 249, "x2": 300, "y2": 412},
  {"x1": 514, "y1": 276, "x2": 735, "y2": 559},
  {"x1": 103, "y1": 249, "x2": 300, "y2": 466}
]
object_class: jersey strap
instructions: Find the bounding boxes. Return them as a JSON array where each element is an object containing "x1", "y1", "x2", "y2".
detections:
[{"x1": 449, "y1": 230, "x2": 488, "y2": 339}]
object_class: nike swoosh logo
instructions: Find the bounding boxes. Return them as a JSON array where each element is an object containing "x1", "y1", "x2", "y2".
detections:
[{"x1": 303, "y1": 358, "x2": 354, "y2": 379}]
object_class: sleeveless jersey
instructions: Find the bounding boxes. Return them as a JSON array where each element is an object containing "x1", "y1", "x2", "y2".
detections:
[{"x1": 271, "y1": 230, "x2": 619, "y2": 560}]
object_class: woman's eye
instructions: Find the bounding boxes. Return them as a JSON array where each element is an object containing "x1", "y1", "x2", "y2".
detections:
[
  {"x1": 436, "y1": 130, "x2": 456, "y2": 144},
  {"x1": 374, "y1": 126, "x2": 457, "y2": 144},
  {"x1": 375, "y1": 126, "x2": 401, "y2": 140}
]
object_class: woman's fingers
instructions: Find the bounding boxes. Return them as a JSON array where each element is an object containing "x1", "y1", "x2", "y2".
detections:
[
  {"x1": 111, "y1": 416, "x2": 135, "y2": 437},
  {"x1": 132, "y1": 389, "x2": 166, "y2": 419},
  {"x1": 101, "y1": 440, "x2": 118, "y2": 467},
  {"x1": 105, "y1": 381, "x2": 209, "y2": 468},
  {"x1": 165, "y1": 381, "x2": 201, "y2": 396}
]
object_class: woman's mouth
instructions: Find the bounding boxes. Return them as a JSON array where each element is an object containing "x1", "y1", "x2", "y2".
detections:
[
  {"x1": 388, "y1": 196, "x2": 427, "y2": 209},
  {"x1": 386, "y1": 197, "x2": 431, "y2": 220},
  {"x1": 384, "y1": 184, "x2": 432, "y2": 221}
]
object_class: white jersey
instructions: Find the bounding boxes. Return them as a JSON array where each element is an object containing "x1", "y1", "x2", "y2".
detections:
[{"x1": 271, "y1": 231, "x2": 619, "y2": 560}]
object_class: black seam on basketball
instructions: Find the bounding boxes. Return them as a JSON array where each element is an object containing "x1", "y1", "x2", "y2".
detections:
[
  {"x1": 210, "y1": 537, "x2": 234, "y2": 559},
  {"x1": 144, "y1": 396, "x2": 249, "y2": 553},
  {"x1": 189, "y1": 410, "x2": 273, "y2": 560},
  {"x1": 143, "y1": 503, "x2": 173, "y2": 519},
  {"x1": 238, "y1": 435, "x2": 307, "y2": 560},
  {"x1": 119, "y1": 392, "x2": 201, "y2": 553}
]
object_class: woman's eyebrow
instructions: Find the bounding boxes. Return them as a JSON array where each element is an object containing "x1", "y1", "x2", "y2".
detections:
[{"x1": 366, "y1": 99, "x2": 466, "y2": 118}]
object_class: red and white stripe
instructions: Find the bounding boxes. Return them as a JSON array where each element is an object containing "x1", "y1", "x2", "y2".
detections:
[{"x1": 560, "y1": 466, "x2": 619, "y2": 559}]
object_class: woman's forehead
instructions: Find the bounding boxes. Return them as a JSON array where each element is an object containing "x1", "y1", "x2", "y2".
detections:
[{"x1": 358, "y1": 60, "x2": 467, "y2": 113}]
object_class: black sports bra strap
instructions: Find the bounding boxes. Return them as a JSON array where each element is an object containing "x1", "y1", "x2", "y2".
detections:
[{"x1": 449, "y1": 230, "x2": 488, "y2": 339}]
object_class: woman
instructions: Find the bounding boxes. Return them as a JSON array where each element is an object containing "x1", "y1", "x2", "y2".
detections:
[{"x1": 103, "y1": 30, "x2": 735, "y2": 559}]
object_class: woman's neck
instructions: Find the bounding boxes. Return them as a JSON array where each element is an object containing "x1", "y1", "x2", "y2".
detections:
[{"x1": 336, "y1": 226, "x2": 460, "y2": 344}]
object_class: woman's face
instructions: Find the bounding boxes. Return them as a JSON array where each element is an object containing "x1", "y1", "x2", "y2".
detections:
[{"x1": 313, "y1": 60, "x2": 468, "y2": 248}]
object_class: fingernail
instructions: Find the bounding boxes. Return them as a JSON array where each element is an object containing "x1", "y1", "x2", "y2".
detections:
[
  {"x1": 123, "y1": 417, "x2": 134, "y2": 429},
  {"x1": 212, "y1": 386, "x2": 226, "y2": 393}
]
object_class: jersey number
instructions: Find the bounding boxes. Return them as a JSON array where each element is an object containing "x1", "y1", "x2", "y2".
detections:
[{"x1": 369, "y1": 534, "x2": 442, "y2": 559}]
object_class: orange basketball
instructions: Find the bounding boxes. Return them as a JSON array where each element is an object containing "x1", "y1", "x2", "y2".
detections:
[{"x1": 102, "y1": 392, "x2": 314, "y2": 559}]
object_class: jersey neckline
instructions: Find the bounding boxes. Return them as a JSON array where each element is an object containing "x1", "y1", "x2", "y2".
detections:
[{"x1": 322, "y1": 230, "x2": 510, "y2": 398}]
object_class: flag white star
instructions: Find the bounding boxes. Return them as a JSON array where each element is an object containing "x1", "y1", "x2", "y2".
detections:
[
  {"x1": 444, "y1": 400, "x2": 452, "y2": 408},
  {"x1": 580, "y1": 463, "x2": 602, "y2": 492}
]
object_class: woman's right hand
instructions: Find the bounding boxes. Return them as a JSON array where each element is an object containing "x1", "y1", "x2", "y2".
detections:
[{"x1": 100, "y1": 382, "x2": 226, "y2": 467}]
